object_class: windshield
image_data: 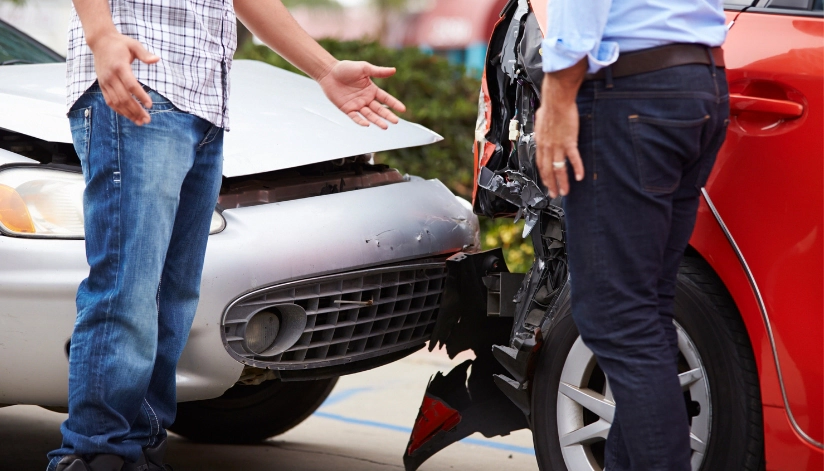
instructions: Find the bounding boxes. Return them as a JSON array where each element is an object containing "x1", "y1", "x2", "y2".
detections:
[{"x1": 0, "y1": 20, "x2": 63, "y2": 65}]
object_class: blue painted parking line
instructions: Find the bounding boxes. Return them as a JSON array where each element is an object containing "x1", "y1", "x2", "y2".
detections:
[
  {"x1": 319, "y1": 387, "x2": 374, "y2": 408},
  {"x1": 312, "y1": 410, "x2": 536, "y2": 456}
]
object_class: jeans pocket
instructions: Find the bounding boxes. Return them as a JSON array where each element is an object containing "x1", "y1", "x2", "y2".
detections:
[
  {"x1": 68, "y1": 106, "x2": 92, "y2": 182},
  {"x1": 695, "y1": 118, "x2": 730, "y2": 190},
  {"x1": 629, "y1": 114, "x2": 710, "y2": 194}
]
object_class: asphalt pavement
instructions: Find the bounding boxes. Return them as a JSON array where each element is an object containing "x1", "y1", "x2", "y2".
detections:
[{"x1": 0, "y1": 348, "x2": 539, "y2": 471}]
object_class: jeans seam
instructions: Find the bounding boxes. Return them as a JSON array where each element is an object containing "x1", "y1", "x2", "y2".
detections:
[
  {"x1": 590, "y1": 93, "x2": 608, "y2": 330},
  {"x1": 94, "y1": 106, "x2": 122, "y2": 435},
  {"x1": 198, "y1": 125, "x2": 218, "y2": 149},
  {"x1": 140, "y1": 402, "x2": 152, "y2": 447},
  {"x1": 143, "y1": 399, "x2": 160, "y2": 447}
]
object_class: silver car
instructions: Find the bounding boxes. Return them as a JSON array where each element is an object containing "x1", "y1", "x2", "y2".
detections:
[{"x1": 0, "y1": 20, "x2": 478, "y2": 443}]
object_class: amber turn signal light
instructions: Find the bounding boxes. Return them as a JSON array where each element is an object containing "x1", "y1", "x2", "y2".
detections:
[{"x1": 0, "y1": 184, "x2": 35, "y2": 234}]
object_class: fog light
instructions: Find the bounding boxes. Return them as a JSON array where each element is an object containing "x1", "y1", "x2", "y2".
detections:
[
  {"x1": 245, "y1": 310, "x2": 280, "y2": 354},
  {"x1": 238, "y1": 304, "x2": 307, "y2": 357}
]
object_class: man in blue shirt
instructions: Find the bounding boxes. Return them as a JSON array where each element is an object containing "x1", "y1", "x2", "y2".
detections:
[{"x1": 534, "y1": 1, "x2": 729, "y2": 470}]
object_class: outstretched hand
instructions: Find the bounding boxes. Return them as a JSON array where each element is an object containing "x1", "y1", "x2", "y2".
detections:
[{"x1": 318, "y1": 61, "x2": 406, "y2": 130}]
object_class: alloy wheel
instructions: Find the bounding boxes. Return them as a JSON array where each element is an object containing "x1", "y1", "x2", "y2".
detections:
[{"x1": 555, "y1": 321, "x2": 711, "y2": 470}]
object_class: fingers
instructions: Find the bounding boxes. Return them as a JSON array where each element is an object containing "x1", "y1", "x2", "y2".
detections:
[
  {"x1": 537, "y1": 144, "x2": 585, "y2": 197},
  {"x1": 359, "y1": 106, "x2": 389, "y2": 130},
  {"x1": 552, "y1": 150, "x2": 569, "y2": 197},
  {"x1": 369, "y1": 101, "x2": 399, "y2": 125},
  {"x1": 375, "y1": 87, "x2": 406, "y2": 113},
  {"x1": 126, "y1": 76, "x2": 153, "y2": 110},
  {"x1": 537, "y1": 147, "x2": 553, "y2": 191},
  {"x1": 347, "y1": 111, "x2": 370, "y2": 127},
  {"x1": 101, "y1": 73, "x2": 150, "y2": 126},
  {"x1": 129, "y1": 40, "x2": 160, "y2": 65},
  {"x1": 115, "y1": 74, "x2": 151, "y2": 125},
  {"x1": 567, "y1": 146, "x2": 585, "y2": 182},
  {"x1": 364, "y1": 63, "x2": 397, "y2": 79}
]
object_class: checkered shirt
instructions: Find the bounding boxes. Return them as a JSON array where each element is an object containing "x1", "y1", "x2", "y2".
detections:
[{"x1": 67, "y1": 0, "x2": 238, "y2": 129}]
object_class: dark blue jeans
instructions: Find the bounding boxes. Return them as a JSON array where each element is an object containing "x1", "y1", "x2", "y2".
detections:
[
  {"x1": 47, "y1": 84, "x2": 223, "y2": 469},
  {"x1": 565, "y1": 64, "x2": 729, "y2": 471}
]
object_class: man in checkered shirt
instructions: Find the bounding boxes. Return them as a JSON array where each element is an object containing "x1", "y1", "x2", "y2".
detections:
[{"x1": 49, "y1": 1, "x2": 406, "y2": 470}]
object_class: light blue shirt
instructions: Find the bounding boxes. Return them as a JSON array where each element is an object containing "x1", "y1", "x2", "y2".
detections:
[{"x1": 542, "y1": 0, "x2": 728, "y2": 74}]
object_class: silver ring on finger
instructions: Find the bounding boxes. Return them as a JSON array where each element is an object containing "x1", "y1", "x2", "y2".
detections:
[{"x1": 552, "y1": 161, "x2": 567, "y2": 170}]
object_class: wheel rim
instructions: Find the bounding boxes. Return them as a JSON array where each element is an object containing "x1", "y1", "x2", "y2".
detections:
[{"x1": 555, "y1": 321, "x2": 711, "y2": 471}]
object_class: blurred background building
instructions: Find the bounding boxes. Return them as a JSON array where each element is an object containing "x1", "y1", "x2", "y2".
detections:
[{"x1": 0, "y1": 0, "x2": 509, "y2": 76}]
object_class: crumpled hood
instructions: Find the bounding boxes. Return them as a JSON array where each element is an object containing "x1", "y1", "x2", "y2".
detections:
[{"x1": 0, "y1": 60, "x2": 443, "y2": 177}]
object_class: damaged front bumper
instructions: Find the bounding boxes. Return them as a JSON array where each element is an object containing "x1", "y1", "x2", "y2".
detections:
[
  {"x1": 403, "y1": 205, "x2": 569, "y2": 470},
  {"x1": 0, "y1": 178, "x2": 478, "y2": 405}
]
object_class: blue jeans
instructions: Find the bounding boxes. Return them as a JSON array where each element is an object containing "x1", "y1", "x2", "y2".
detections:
[
  {"x1": 565, "y1": 64, "x2": 729, "y2": 471},
  {"x1": 47, "y1": 84, "x2": 223, "y2": 469}
]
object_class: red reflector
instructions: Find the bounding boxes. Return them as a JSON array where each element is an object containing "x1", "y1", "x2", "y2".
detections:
[{"x1": 406, "y1": 393, "x2": 462, "y2": 456}]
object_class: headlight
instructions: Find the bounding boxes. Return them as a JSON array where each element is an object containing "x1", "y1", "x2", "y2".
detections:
[
  {"x1": 0, "y1": 166, "x2": 226, "y2": 238},
  {"x1": 0, "y1": 167, "x2": 85, "y2": 238},
  {"x1": 209, "y1": 208, "x2": 226, "y2": 235}
]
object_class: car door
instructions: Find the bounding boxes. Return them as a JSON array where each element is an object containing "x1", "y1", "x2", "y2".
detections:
[{"x1": 705, "y1": 0, "x2": 823, "y2": 452}]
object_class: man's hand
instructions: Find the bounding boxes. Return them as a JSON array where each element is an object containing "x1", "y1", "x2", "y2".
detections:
[
  {"x1": 536, "y1": 58, "x2": 588, "y2": 197},
  {"x1": 89, "y1": 31, "x2": 159, "y2": 126},
  {"x1": 317, "y1": 61, "x2": 406, "y2": 129},
  {"x1": 234, "y1": 0, "x2": 406, "y2": 129},
  {"x1": 73, "y1": 0, "x2": 159, "y2": 126}
]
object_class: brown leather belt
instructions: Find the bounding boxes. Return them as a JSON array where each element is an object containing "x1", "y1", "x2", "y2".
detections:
[{"x1": 584, "y1": 43, "x2": 725, "y2": 81}]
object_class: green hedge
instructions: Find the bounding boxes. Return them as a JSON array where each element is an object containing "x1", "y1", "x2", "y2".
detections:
[{"x1": 236, "y1": 39, "x2": 534, "y2": 272}]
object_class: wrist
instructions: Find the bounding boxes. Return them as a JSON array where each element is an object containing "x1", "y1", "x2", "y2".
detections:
[
  {"x1": 542, "y1": 58, "x2": 588, "y2": 105},
  {"x1": 311, "y1": 57, "x2": 339, "y2": 83},
  {"x1": 86, "y1": 25, "x2": 120, "y2": 51},
  {"x1": 543, "y1": 76, "x2": 579, "y2": 108}
]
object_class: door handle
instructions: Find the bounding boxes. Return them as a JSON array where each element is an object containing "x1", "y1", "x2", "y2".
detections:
[{"x1": 730, "y1": 94, "x2": 804, "y2": 119}]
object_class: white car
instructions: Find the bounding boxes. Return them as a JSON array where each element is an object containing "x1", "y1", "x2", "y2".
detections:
[{"x1": 0, "y1": 20, "x2": 479, "y2": 444}]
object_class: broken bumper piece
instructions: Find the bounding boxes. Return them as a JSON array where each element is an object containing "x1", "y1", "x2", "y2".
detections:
[{"x1": 403, "y1": 250, "x2": 529, "y2": 471}]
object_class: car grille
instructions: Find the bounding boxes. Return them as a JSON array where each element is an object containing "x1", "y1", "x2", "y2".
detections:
[{"x1": 222, "y1": 262, "x2": 447, "y2": 370}]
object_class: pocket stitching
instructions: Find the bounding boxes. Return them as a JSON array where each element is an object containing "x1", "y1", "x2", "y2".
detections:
[
  {"x1": 629, "y1": 114, "x2": 710, "y2": 194},
  {"x1": 633, "y1": 114, "x2": 710, "y2": 128},
  {"x1": 69, "y1": 107, "x2": 92, "y2": 179}
]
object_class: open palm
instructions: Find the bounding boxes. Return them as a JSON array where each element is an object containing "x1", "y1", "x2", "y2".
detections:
[{"x1": 318, "y1": 60, "x2": 406, "y2": 129}]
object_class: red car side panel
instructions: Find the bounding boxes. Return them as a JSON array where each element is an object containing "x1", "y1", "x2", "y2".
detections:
[
  {"x1": 763, "y1": 404, "x2": 824, "y2": 471},
  {"x1": 694, "y1": 8, "x2": 824, "y2": 455},
  {"x1": 690, "y1": 204, "x2": 823, "y2": 471},
  {"x1": 690, "y1": 203, "x2": 782, "y2": 407}
]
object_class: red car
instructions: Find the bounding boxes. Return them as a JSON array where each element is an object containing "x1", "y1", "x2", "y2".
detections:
[{"x1": 402, "y1": 1, "x2": 823, "y2": 471}]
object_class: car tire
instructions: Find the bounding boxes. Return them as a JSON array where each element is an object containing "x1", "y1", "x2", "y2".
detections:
[
  {"x1": 170, "y1": 377, "x2": 338, "y2": 444},
  {"x1": 531, "y1": 256, "x2": 765, "y2": 471}
]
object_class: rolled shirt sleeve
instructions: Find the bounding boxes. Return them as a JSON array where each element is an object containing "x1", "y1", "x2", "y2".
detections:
[{"x1": 542, "y1": 0, "x2": 619, "y2": 74}]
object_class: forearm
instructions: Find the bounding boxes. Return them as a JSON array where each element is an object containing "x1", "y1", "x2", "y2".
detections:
[
  {"x1": 542, "y1": 58, "x2": 588, "y2": 108},
  {"x1": 72, "y1": 0, "x2": 118, "y2": 49},
  {"x1": 235, "y1": 0, "x2": 337, "y2": 81}
]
